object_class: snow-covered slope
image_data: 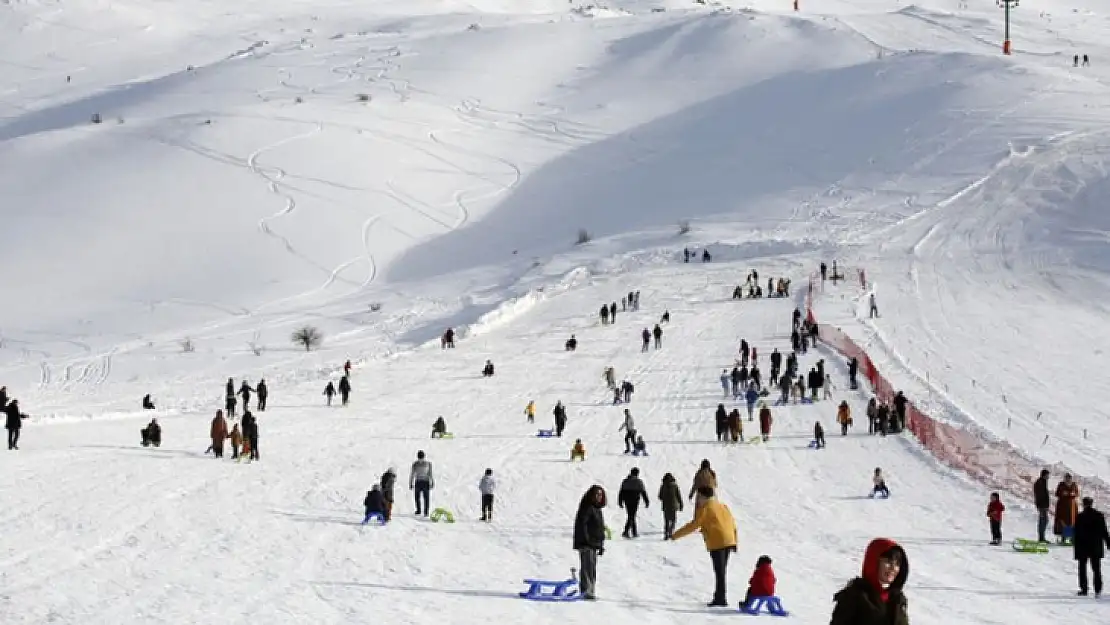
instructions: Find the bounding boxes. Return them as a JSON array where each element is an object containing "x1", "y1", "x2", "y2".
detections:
[{"x1": 3, "y1": 0, "x2": 1110, "y2": 622}]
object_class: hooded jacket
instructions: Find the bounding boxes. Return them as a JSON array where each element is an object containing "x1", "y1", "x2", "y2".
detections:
[
  {"x1": 689, "y1": 466, "x2": 718, "y2": 499},
  {"x1": 364, "y1": 487, "x2": 385, "y2": 513},
  {"x1": 380, "y1": 469, "x2": 396, "y2": 502},
  {"x1": 830, "y1": 538, "x2": 909, "y2": 625},
  {"x1": 748, "y1": 561, "x2": 776, "y2": 597},
  {"x1": 658, "y1": 475, "x2": 683, "y2": 513},
  {"x1": 210, "y1": 414, "x2": 228, "y2": 441},
  {"x1": 573, "y1": 486, "x2": 607, "y2": 550},
  {"x1": 618, "y1": 475, "x2": 649, "y2": 509},
  {"x1": 672, "y1": 497, "x2": 737, "y2": 551}
]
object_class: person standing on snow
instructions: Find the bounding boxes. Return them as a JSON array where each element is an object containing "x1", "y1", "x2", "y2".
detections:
[
  {"x1": 609, "y1": 302, "x2": 617, "y2": 322},
  {"x1": 689, "y1": 460, "x2": 718, "y2": 511},
  {"x1": 652, "y1": 324, "x2": 663, "y2": 349},
  {"x1": 987, "y1": 492, "x2": 1005, "y2": 545},
  {"x1": 869, "y1": 293, "x2": 879, "y2": 318},
  {"x1": 573, "y1": 485, "x2": 608, "y2": 600},
  {"x1": 238, "y1": 380, "x2": 254, "y2": 411},
  {"x1": 338, "y1": 375, "x2": 352, "y2": 406},
  {"x1": 658, "y1": 473, "x2": 683, "y2": 540},
  {"x1": 720, "y1": 369, "x2": 731, "y2": 397},
  {"x1": 618, "y1": 409, "x2": 637, "y2": 453},
  {"x1": 715, "y1": 404, "x2": 728, "y2": 442},
  {"x1": 1057, "y1": 474, "x2": 1081, "y2": 543},
  {"x1": 758, "y1": 403, "x2": 773, "y2": 441},
  {"x1": 324, "y1": 381, "x2": 336, "y2": 406},
  {"x1": 241, "y1": 411, "x2": 259, "y2": 460},
  {"x1": 525, "y1": 400, "x2": 535, "y2": 423},
  {"x1": 229, "y1": 423, "x2": 242, "y2": 459},
  {"x1": 553, "y1": 401, "x2": 568, "y2": 437},
  {"x1": 641, "y1": 328, "x2": 651, "y2": 352},
  {"x1": 210, "y1": 410, "x2": 228, "y2": 458},
  {"x1": 479, "y1": 468, "x2": 497, "y2": 522},
  {"x1": 600, "y1": 305, "x2": 609, "y2": 325},
  {"x1": 830, "y1": 538, "x2": 910, "y2": 625},
  {"x1": 837, "y1": 401, "x2": 852, "y2": 436},
  {"x1": 618, "y1": 468, "x2": 650, "y2": 538},
  {"x1": 5, "y1": 400, "x2": 28, "y2": 450},
  {"x1": 380, "y1": 467, "x2": 397, "y2": 521},
  {"x1": 814, "y1": 421, "x2": 826, "y2": 449},
  {"x1": 1034, "y1": 469, "x2": 1051, "y2": 543},
  {"x1": 256, "y1": 379, "x2": 268, "y2": 411},
  {"x1": 410, "y1": 451, "x2": 434, "y2": 517},
  {"x1": 1074, "y1": 496, "x2": 1110, "y2": 596},
  {"x1": 727, "y1": 408, "x2": 742, "y2": 443},
  {"x1": 669, "y1": 486, "x2": 738, "y2": 607},
  {"x1": 745, "y1": 386, "x2": 759, "y2": 421}
]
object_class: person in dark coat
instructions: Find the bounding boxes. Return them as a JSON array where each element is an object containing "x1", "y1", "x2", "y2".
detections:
[
  {"x1": 573, "y1": 485, "x2": 608, "y2": 600},
  {"x1": 0, "y1": 386, "x2": 8, "y2": 409},
  {"x1": 142, "y1": 394, "x2": 156, "y2": 410},
  {"x1": 658, "y1": 473, "x2": 683, "y2": 540},
  {"x1": 140, "y1": 418, "x2": 161, "y2": 448},
  {"x1": 210, "y1": 410, "x2": 228, "y2": 458},
  {"x1": 338, "y1": 375, "x2": 351, "y2": 406},
  {"x1": 814, "y1": 421, "x2": 826, "y2": 449},
  {"x1": 553, "y1": 401, "x2": 567, "y2": 437},
  {"x1": 830, "y1": 538, "x2": 909, "y2": 625},
  {"x1": 363, "y1": 485, "x2": 387, "y2": 523},
  {"x1": 238, "y1": 381, "x2": 253, "y2": 411},
  {"x1": 256, "y1": 379, "x2": 268, "y2": 411},
  {"x1": 652, "y1": 324, "x2": 663, "y2": 349},
  {"x1": 715, "y1": 404, "x2": 728, "y2": 442},
  {"x1": 1034, "y1": 469, "x2": 1051, "y2": 542},
  {"x1": 5, "y1": 400, "x2": 28, "y2": 450},
  {"x1": 225, "y1": 392, "x2": 237, "y2": 418},
  {"x1": 482, "y1": 360, "x2": 495, "y2": 377},
  {"x1": 226, "y1": 378, "x2": 235, "y2": 400},
  {"x1": 618, "y1": 468, "x2": 650, "y2": 538},
  {"x1": 1074, "y1": 497, "x2": 1110, "y2": 596},
  {"x1": 324, "y1": 381, "x2": 336, "y2": 405},
  {"x1": 380, "y1": 467, "x2": 397, "y2": 521},
  {"x1": 848, "y1": 357, "x2": 859, "y2": 390},
  {"x1": 241, "y1": 411, "x2": 259, "y2": 460}
]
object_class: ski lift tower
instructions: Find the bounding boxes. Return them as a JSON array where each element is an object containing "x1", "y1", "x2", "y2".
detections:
[{"x1": 998, "y1": 0, "x2": 1018, "y2": 55}]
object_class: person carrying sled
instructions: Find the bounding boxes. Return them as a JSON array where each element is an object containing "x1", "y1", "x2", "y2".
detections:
[
  {"x1": 210, "y1": 409, "x2": 228, "y2": 458},
  {"x1": 363, "y1": 485, "x2": 386, "y2": 524},
  {"x1": 618, "y1": 468, "x2": 649, "y2": 538},
  {"x1": 669, "y1": 486, "x2": 737, "y2": 607},
  {"x1": 830, "y1": 538, "x2": 910, "y2": 625},
  {"x1": 431, "y1": 416, "x2": 448, "y2": 438},
  {"x1": 837, "y1": 401, "x2": 852, "y2": 436},
  {"x1": 573, "y1": 485, "x2": 608, "y2": 600},
  {"x1": 742, "y1": 555, "x2": 776, "y2": 610},
  {"x1": 659, "y1": 473, "x2": 683, "y2": 540},
  {"x1": 324, "y1": 381, "x2": 336, "y2": 406}
]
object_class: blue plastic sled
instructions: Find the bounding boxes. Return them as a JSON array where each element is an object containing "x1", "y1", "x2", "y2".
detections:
[
  {"x1": 537, "y1": 429, "x2": 555, "y2": 438},
  {"x1": 520, "y1": 578, "x2": 582, "y2": 601},
  {"x1": 740, "y1": 596, "x2": 788, "y2": 616},
  {"x1": 800, "y1": 397, "x2": 813, "y2": 404},
  {"x1": 807, "y1": 440, "x2": 820, "y2": 449},
  {"x1": 362, "y1": 512, "x2": 386, "y2": 525}
]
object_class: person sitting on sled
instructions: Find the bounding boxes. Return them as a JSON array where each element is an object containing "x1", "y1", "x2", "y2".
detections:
[
  {"x1": 431, "y1": 416, "x2": 448, "y2": 438},
  {"x1": 571, "y1": 439, "x2": 586, "y2": 460},
  {"x1": 742, "y1": 555, "x2": 776, "y2": 609},
  {"x1": 363, "y1": 484, "x2": 387, "y2": 523},
  {"x1": 871, "y1": 468, "x2": 890, "y2": 498}
]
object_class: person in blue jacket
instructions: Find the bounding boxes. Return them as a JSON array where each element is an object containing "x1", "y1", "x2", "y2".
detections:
[{"x1": 745, "y1": 385, "x2": 760, "y2": 421}]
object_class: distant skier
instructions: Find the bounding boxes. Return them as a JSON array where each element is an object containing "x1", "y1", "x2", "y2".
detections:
[{"x1": 618, "y1": 468, "x2": 649, "y2": 538}]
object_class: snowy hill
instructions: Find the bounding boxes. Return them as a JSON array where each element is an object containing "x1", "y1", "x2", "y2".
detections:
[{"x1": 2, "y1": 0, "x2": 1110, "y2": 622}]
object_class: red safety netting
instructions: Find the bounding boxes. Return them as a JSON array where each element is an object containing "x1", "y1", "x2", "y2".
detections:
[{"x1": 804, "y1": 268, "x2": 1110, "y2": 507}]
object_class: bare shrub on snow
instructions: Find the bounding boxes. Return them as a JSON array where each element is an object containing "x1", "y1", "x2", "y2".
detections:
[{"x1": 291, "y1": 326, "x2": 323, "y2": 351}]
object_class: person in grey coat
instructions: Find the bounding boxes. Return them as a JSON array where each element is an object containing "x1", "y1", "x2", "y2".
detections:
[
  {"x1": 479, "y1": 468, "x2": 496, "y2": 521},
  {"x1": 409, "y1": 451, "x2": 434, "y2": 517}
]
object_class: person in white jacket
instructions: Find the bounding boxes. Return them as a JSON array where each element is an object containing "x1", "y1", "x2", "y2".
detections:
[
  {"x1": 410, "y1": 450, "x2": 435, "y2": 516},
  {"x1": 479, "y1": 468, "x2": 497, "y2": 522}
]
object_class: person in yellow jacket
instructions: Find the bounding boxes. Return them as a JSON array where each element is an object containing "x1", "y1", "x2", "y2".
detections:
[
  {"x1": 837, "y1": 400, "x2": 852, "y2": 436},
  {"x1": 670, "y1": 486, "x2": 738, "y2": 607},
  {"x1": 525, "y1": 400, "x2": 535, "y2": 423}
]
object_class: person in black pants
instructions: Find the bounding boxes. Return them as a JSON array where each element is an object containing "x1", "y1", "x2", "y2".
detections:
[
  {"x1": 242, "y1": 411, "x2": 259, "y2": 460},
  {"x1": 618, "y1": 468, "x2": 649, "y2": 538},
  {"x1": 409, "y1": 451, "x2": 434, "y2": 516},
  {"x1": 1033, "y1": 469, "x2": 1051, "y2": 542},
  {"x1": 1074, "y1": 496, "x2": 1110, "y2": 596},
  {"x1": 573, "y1": 485, "x2": 608, "y2": 600}
]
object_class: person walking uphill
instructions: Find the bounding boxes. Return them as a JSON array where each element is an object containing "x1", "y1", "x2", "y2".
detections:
[
  {"x1": 1034, "y1": 469, "x2": 1051, "y2": 543},
  {"x1": 410, "y1": 451, "x2": 434, "y2": 517},
  {"x1": 689, "y1": 460, "x2": 718, "y2": 510},
  {"x1": 5, "y1": 400, "x2": 28, "y2": 450},
  {"x1": 241, "y1": 411, "x2": 259, "y2": 460},
  {"x1": 830, "y1": 538, "x2": 910, "y2": 625},
  {"x1": 669, "y1": 486, "x2": 738, "y2": 607},
  {"x1": 479, "y1": 468, "x2": 496, "y2": 522},
  {"x1": 573, "y1": 485, "x2": 608, "y2": 601},
  {"x1": 659, "y1": 473, "x2": 683, "y2": 540},
  {"x1": 1074, "y1": 497, "x2": 1110, "y2": 597},
  {"x1": 618, "y1": 468, "x2": 650, "y2": 538},
  {"x1": 380, "y1": 467, "x2": 397, "y2": 521}
]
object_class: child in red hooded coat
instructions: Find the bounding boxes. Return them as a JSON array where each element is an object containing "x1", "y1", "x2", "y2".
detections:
[
  {"x1": 741, "y1": 555, "x2": 776, "y2": 609},
  {"x1": 987, "y1": 492, "x2": 1005, "y2": 545}
]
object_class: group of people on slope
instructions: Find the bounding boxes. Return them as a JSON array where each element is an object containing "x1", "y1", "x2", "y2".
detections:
[{"x1": 1033, "y1": 470, "x2": 1110, "y2": 596}]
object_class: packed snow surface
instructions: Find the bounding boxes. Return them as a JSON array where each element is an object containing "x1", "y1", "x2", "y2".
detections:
[{"x1": 2, "y1": 0, "x2": 1109, "y2": 622}]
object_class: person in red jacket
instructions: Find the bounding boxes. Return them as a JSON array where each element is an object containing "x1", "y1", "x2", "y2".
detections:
[
  {"x1": 742, "y1": 555, "x2": 776, "y2": 608},
  {"x1": 987, "y1": 492, "x2": 1005, "y2": 545}
]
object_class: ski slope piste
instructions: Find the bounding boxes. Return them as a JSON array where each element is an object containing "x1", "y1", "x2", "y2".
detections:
[{"x1": 806, "y1": 267, "x2": 1110, "y2": 508}]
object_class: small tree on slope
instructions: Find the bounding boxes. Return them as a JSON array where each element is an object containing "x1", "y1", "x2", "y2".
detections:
[{"x1": 291, "y1": 326, "x2": 323, "y2": 351}]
